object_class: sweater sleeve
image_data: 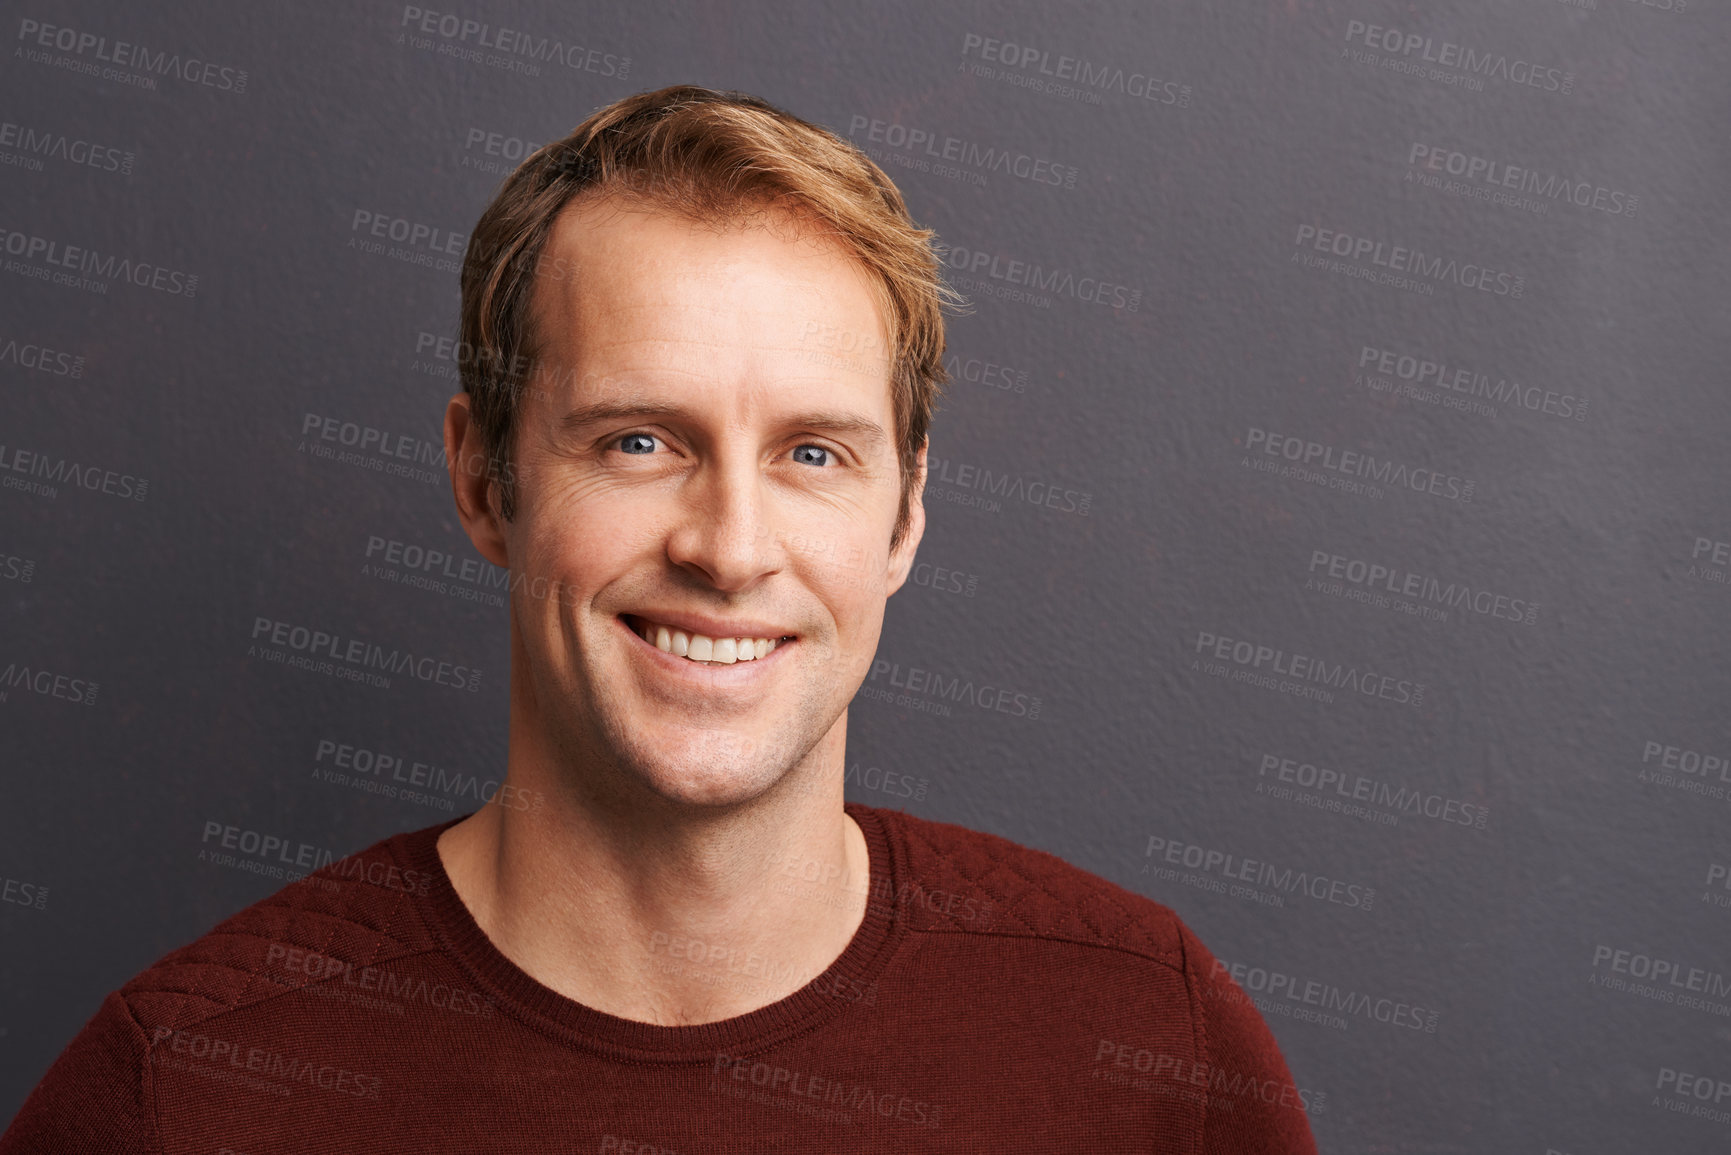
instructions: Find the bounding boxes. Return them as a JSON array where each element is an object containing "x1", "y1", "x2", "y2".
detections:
[
  {"x1": 1177, "y1": 921, "x2": 1321, "y2": 1155},
  {"x1": 0, "y1": 991, "x2": 157, "y2": 1154}
]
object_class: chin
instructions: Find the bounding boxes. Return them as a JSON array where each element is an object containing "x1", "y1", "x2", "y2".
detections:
[
  {"x1": 637, "y1": 763, "x2": 780, "y2": 810},
  {"x1": 621, "y1": 732, "x2": 786, "y2": 807}
]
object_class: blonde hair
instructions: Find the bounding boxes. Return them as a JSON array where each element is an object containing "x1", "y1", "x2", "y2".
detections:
[{"x1": 458, "y1": 84, "x2": 967, "y2": 553}]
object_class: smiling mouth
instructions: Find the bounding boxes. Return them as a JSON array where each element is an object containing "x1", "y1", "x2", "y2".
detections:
[{"x1": 621, "y1": 615, "x2": 796, "y2": 666}]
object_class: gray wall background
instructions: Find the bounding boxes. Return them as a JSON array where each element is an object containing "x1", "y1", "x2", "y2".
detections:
[{"x1": 3, "y1": 1, "x2": 1728, "y2": 1149}]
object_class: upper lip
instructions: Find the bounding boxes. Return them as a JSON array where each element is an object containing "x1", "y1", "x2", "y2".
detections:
[{"x1": 623, "y1": 610, "x2": 797, "y2": 640}]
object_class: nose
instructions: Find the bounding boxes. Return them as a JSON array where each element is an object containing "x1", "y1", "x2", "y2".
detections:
[{"x1": 663, "y1": 451, "x2": 782, "y2": 593}]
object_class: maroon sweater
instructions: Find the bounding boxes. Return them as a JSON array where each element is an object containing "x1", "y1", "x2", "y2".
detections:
[{"x1": 2, "y1": 803, "x2": 1319, "y2": 1153}]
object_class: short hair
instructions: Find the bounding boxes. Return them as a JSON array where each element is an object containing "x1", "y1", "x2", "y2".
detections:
[{"x1": 457, "y1": 84, "x2": 967, "y2": 555}]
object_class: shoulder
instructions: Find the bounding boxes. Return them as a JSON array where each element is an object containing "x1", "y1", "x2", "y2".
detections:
[
  {"x1": 1, "y1": 823, "x2": 447, "y2": 1151},
  {"x1": 116, "y1": 823, "x2": 443, "y2": 1040},
  {"x1": 858, "y1": 807, "x2": 1319, "y2": 1150},
  {"x1": 861, "y1": 803, "x2": 1194, "y2": 974}
]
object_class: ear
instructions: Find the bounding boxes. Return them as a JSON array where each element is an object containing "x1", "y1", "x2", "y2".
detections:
[
  {"x1": 883, "y1": 439, "x2": 927, "y2": 597},
  {"x1": 444, "y1": 392, "x2": 510, "y2": 568}
]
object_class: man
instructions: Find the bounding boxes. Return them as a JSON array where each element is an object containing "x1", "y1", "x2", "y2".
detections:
[{"x1": 3, "y1": 86, "x2": 1318, "y2": 1152}]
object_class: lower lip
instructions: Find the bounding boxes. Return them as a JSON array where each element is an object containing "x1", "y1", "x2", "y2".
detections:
[{"x1": 619, "y1": 616, "x2": 794, "y2": 686}]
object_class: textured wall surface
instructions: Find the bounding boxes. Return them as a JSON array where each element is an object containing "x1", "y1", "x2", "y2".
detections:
[{"x1": 3, "y1": 1, "x2": 1728, "y2": 1149}]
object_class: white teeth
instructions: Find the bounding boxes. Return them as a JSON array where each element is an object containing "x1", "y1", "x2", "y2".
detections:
[{"x1": 636, "y1": 619, "x2": 779, "y2": 665}]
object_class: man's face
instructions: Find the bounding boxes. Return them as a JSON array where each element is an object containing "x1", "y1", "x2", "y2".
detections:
[{"x1": 465, "y1": 195, "x2": 925, "y2": 810}]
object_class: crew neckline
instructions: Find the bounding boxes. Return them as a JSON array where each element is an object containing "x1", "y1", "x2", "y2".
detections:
[{"x1": 394, "y1": 800, "x2": 903, "y2": 1062}]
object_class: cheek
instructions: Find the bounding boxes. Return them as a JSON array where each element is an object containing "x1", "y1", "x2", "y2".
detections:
[
  {"x1": 503, "y1": 512, "x2": 603, "y2": 614},
  {"x1": 805, "y1": 536, "x2": 888, "y2": 603},
  {"x1": 521, "y1": 515, "x2": 624, "y2": 583},
  {"x1": 513, "y1": 468, "x2": 639, "y2": 563}
]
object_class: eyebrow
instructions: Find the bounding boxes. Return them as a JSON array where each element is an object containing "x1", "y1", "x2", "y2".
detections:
[{"x1": 558, "y1": 398, "x2": 889, "y2": 451}]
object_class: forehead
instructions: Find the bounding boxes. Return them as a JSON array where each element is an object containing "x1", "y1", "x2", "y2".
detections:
[{"x1": 529, "y1": 194, "x2": 893, "y2": 412}]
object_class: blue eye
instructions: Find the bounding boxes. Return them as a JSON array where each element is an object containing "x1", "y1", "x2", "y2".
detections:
[{"x1": 610, "y1": 434, "x2": 837, "y2": 467}]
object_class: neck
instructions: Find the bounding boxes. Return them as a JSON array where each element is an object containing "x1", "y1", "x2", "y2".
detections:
[{"x1": 436, "y1": 711, "x2": 869, "y2": 1026}]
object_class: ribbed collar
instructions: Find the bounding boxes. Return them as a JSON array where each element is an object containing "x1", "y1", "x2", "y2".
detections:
[{"x1": 393, "y1": 801, "x2": 903, "y2": 1062}]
